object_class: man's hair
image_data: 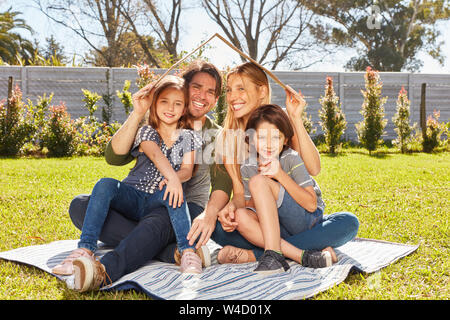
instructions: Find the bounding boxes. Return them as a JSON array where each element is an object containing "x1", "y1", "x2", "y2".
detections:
[{"x1": 180, "y1": 59, "x2": 222, "y2": 97}]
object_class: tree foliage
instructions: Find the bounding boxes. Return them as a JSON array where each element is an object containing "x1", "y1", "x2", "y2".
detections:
[{"x1": 300, "y1": 0, "x2": 450, "y2": 71}]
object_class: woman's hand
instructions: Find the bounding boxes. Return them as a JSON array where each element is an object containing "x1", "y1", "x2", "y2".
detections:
[
  {"x1": 285, "y1": 86, "x2": 306, "y2": 119},
  {"x1": 160, "y1": 176, "x2": 184, "y2": 208},
  {"x1": 217, "y1": 202, "x2": 238, "y2": 232}
]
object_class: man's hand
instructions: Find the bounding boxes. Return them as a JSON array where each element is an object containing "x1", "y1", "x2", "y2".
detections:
[{"x1": 187, "y1": 212, "x2": 217, "y2": 249}]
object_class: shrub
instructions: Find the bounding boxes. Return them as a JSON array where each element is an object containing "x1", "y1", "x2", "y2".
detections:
[
  {"x1": 318, "y1": 76, "x2": 347, "y2": 154},
  {"x1": 392, "y1": 87, "x2": 416, "y2": 153},
  {"x1": 0, "y1": 86, "x2": 35, "y2": 156},
  {"x1": 422, "y1": 110, "x2": 444, "y2": 153},
  {"x1": 81, "y1": 89, "x2": 101, "y2": 123},
  {"x1": 40, "y1": 103, "x2": 77, "y2": 157},
  {"x1": 73, "y1": 118, "x2": 120, "y2": 156},
  {"x1": 355, "y1": 66, "x2": 388, "y2": 154},
  {"x1": 116, "y1": 80, "x2": 133, "y2": 116}
]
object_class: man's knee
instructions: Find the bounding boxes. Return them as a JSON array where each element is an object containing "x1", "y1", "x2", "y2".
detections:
[{"x1": 68, "y1": 194, "x2": 90, "y2": 230}]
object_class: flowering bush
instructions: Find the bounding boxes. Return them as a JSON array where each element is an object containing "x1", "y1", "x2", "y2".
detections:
[
  {"x1": 318, "y1": 76, "x2": 347, "y2": 154},
  {"x1": 40, "y1": 103, "x2": 77, "y2": 157},
  {"x1": 355, "y1": 66, "x2": 388, "y2": 154},
  {"x1": 73, "y1": 117, "x2": 120, "y2": 156},
  {"x1": 392, "y1": 87, "x2": 416, "y2": 153},
  {"x1": 0, "y1": 86, "x2": 35, "y2": 156},
  {"x1": 422, "y1": 110, "x2": 444, "y2": 153}
]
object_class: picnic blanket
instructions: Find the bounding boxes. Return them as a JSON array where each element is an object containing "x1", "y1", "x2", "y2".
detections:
[{"x1": 0, "y1": 238, "x2": 418, "y2": 300}]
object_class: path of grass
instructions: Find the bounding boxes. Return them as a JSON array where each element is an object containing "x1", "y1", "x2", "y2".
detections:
[{"x1": 0, "y1": 151, "x2": 448, "y2": 299}]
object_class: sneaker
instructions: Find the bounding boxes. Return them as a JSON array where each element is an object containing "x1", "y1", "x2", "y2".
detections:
[
  {"x1": 253, "y1": 250, "x2": 290, "y2": 275},
  {"x1": 301, "y1": 250, "x2": 332, "y2": 268},
  {"x1": 217, "y1": 245, "x2": 256, "y2": 264},
  {"x1": 180, "y1": 251, "x2": 202, "y2": 274},
  {"x1": 174, "y1": 246, "x2": 211, "y2": 268},
  {"x1": 52, "y1": 248, "x2": 93, "y2": 275},
  {"x1": 72, "y1": 256, "x2": 111, "y2": 292}
]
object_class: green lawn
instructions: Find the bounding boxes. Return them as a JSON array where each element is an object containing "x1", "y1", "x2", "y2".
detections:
[{"x1": 0, "y1": 150, "x2": 448, "y2": 300}]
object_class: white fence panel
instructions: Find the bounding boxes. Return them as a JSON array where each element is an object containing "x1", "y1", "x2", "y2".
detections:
[{"x1": 1, "y1": 66, "x2": 449, "y2": 141}]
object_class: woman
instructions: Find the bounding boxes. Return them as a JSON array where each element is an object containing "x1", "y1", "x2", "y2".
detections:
[{"x1": 210, "y1": 62, "x2": 359, "y2": 267}]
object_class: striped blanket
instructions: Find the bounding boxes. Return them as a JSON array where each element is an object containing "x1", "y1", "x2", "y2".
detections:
[{"x1": 0, "y1": 238, "x2": 418, "y2": 300}]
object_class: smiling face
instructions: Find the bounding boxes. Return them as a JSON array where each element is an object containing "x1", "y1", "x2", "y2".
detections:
[
  {"x1": 226, "y1": 74, "x2": 267, "y2": 123},
  {"x1": 155, "y1": 87, "x2": 186, "y2": 126},
  {"x1": 187, "y1": 72, "x2": 219, "y2": 121},
  {"x1": 253, "y1": 121, "x2": 287, "y2": 160}
]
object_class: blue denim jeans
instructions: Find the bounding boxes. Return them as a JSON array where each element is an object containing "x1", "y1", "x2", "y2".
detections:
[
  {"x1": 69, "y1": 194, "x2": 204, "y2": 282},
  {"x1": 79, "y1": 177, "x2": 193, "y2": 254},
  {"x1": 277, "y1": 189, "x2": 324, "y2": 238},
  {"x1": 212, "y1": 206, "x2": 359, "y2": 260}
]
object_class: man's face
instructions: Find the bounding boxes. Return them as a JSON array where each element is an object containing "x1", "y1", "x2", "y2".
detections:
[{"x1": 187, "y1": 72, "x2": 219, "y2": 120}]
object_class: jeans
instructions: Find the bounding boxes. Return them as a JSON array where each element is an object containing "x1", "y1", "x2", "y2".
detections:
[
  {"x1": 79, "y1": 177, "x2": 193, "y2": 254},
  {"x1": 69, "y1": 194, "x2": 204, "y2": 282},
  {"x1": 212, "y1": 210, "x2": 359, "y2": 260},
  {"x1": 277, "y1": 189, "x2": 324, "y2": 238}
]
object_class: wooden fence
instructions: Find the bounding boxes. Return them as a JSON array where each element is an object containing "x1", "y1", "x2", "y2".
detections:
[{"x1": 1, "y1": 66, "x2": 449, "y2": 141}]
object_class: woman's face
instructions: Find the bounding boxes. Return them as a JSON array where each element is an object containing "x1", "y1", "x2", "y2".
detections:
[
  {"x1": 226, "y1": 74, "x2": 267, "y2": 122},
  {"x1": 253, "y1": 121, "x2": 287, "y2": 160}
]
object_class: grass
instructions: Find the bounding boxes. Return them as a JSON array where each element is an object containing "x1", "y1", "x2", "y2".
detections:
[{"x1": 0, "y1": 149, "x2": 448, "y2": 300}]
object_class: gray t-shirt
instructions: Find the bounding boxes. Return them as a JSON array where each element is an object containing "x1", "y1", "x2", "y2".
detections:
[
  {"x1": 240, "y1": 148, "x2": 325, "y2": 212},
  {"x1": 122, "y1": 125, "x2": 202, "y2": 194}
]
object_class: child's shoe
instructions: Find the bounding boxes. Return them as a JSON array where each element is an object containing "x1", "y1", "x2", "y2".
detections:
[
  {"x1": 179, "y1": 250, "x2": 202, "y2": 274},
  {"x1": 253, "y1": 250, "x2": 290, "y2": 275},
  {"x1": 174, "y1": 245, "x2": 211, "y2": 267},
  {"x1": 301, "y1": 250, "x2": 332, "y2": 268}
]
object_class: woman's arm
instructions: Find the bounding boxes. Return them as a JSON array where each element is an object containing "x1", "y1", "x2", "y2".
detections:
[{"x1": 285, "y1": 89, "x2": 321, "y2": 176}]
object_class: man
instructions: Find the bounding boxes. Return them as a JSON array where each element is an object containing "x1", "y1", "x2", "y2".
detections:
[{"x1": 67, "y1": 60, "x2": 233, "y2": 291}]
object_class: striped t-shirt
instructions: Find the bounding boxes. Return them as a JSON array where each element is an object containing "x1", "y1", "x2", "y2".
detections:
[{"x1": 240, "y1": 148, "x2": 325, "y2": 212}]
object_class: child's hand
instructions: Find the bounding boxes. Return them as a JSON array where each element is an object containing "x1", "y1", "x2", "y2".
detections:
[
  {"x1": 132, "y1": 82, "x2": 156, "y2": 117},
  {"x1": 259, "y1": 158, "x2": 281, "y2": 180},
  {"x1": 162, "y1": 177, "x2": 184, "y2": 208},
  {"x1": 159, "y1": 178, "x2": 168, "y2": 190},
  {"x1": 285, "y1": 86, "x2": 306, "y2": 119}
]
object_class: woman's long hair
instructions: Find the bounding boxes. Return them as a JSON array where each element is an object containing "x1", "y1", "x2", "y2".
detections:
[{"x1": 216, "y1": 62, "x2": 271, "y2": 196}]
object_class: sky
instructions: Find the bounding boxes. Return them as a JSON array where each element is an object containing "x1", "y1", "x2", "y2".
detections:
[{"x1": 1, "y1": 0, "x2": 449, "y2": 73}]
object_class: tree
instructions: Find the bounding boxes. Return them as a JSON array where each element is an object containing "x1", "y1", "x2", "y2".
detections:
[
  {"x1": 392, "y1": 86, "x2": 415, "y2": 153},
  {"x1": 318, "y1": 76, "x2": 347, "y2": 154},
  {"x1": 84, "y1": 31, "x2": 171, "y2": 67},
  {"x1": 0, "y1": 8, "x2": 36, "y2": 65},
  {"x1": 116, "y1": 0, "x2": 184, "y2": 67},
  {"x1": 355, "y1": 67, "x2": 388, "y2": 154},
  {"x1": 202, "y1": 0, "x2": 332, "y2": 70},
  {"x1": 41, "y1": 35, "x2": 67, "y2": 63},
  {"x1": 36, "y1": 0, "x2": 132, "y2": 67},
  {"x1": 300, "y1": 0, "x2": 450, "y2": 71}
]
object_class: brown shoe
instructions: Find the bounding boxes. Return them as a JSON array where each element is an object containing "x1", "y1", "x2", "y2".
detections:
[
  {"x1": 72, "y1": 256, "x2": 111, "y2": 292},
  {"x1": 217, "y1": 245, "x2": 256, "y2": 264},
  {"x1": 174, "y1": 246, "x2": 211, "y2": 267}
]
